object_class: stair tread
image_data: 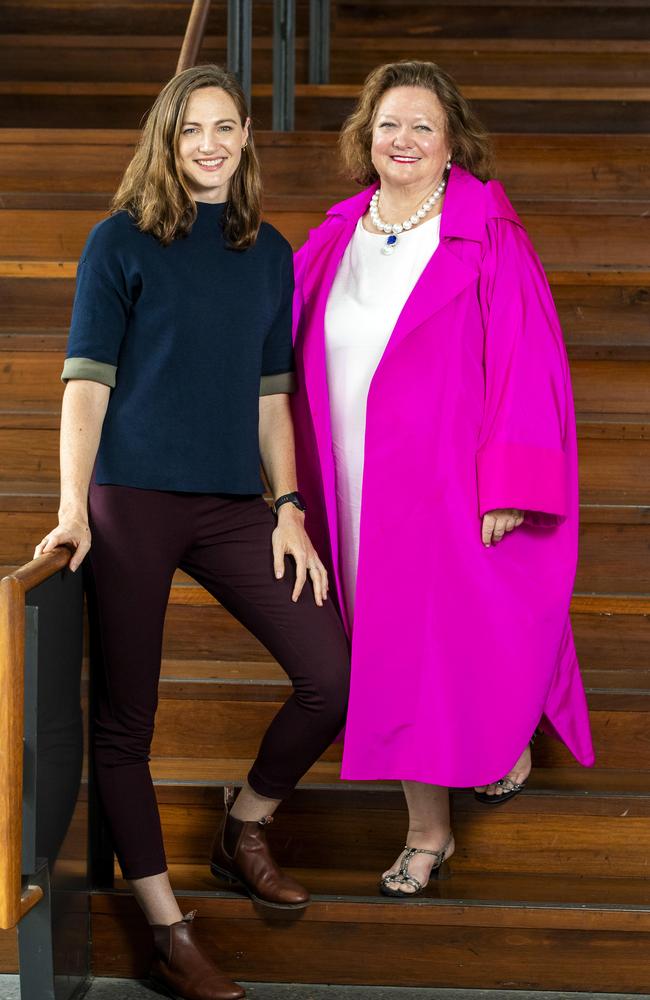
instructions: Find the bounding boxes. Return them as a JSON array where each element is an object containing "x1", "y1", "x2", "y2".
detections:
[
  {"x1": 2, "y1": 259, "x2": 648, "y2": 281},
  {"x1": 2, "y1": 336, "x2": 648, "y2": 362},
  {"x1": 3, "y1": 80, "x2": 650, "y2": 101},
  {"x1": 148, "y1": 756, "x2": 650, "y2": 795},
  {"x1": 1, "y1": 562, "x2": 649, "y2": 615},
  {"x1": 154, "y1": 668, "x2": 650, "y2": 700},
  {"x1": 4, "y1": 33, "x2": 650, "y2": 53},
  {"x1": 114, "y1": 863, "x2": 650, "y2": 910},
  {"x1": 156, "y1": 658, "x2": 650, "y2": 689},
  {"x1": 3, "y1": 190, "x2": 650, "y2": 213}
]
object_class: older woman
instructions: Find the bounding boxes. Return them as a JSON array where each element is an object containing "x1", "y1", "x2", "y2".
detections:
[{"x1": 292, "y1": 61, "x2": 594, "y2": 897}]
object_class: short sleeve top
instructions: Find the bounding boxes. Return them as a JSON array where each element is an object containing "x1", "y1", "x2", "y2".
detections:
[{"x1": 63, "y1": 202, "x2": 295, "y2": 494}]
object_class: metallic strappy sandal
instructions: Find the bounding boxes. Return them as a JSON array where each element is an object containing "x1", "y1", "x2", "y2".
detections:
[
  {"x1": 379, "y1": 832, "x2": 453, "y2": 898},
  {"x1": 474, "y1": 731, "x2": 538, "y2": 806}
]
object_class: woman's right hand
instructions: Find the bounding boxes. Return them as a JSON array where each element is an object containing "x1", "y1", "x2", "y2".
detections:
[{"x1": 33, "y1": 512, "x2": 91, "y2": 572}]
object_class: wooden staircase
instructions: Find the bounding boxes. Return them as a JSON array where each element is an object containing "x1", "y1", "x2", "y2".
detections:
[{"x1": 1, "y1": 0, "x2": 649, "y2": 992}]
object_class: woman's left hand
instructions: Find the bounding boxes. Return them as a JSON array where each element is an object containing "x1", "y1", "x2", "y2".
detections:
[
  {"x1": 273, "y1": 506, "x2": 329, "y2": 605},
  {"x1": 482, "y1": 508, "x2": 525, "y2": 547}
]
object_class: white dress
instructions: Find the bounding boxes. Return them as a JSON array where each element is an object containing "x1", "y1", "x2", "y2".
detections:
[{"x1": 324, "y1": 212, "x2": 441, "y2": 625}]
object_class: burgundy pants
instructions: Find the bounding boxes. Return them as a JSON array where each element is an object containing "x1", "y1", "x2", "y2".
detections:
[{"x1": 87, "y1": 483, "x2": 350, "y2": 880}]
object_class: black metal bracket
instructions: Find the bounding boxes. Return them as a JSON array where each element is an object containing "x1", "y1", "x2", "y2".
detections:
[
  {"x1": 227, "y1": 0, "x2": 252, "y2": 107},
  {"x1": 309, "y1": 0, "x2": 330, "y2": 84},
  {"x1": 273, "y1": 0, "x2": 296, "y2": 130}
]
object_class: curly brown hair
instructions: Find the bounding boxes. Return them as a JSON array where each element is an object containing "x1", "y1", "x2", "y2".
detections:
[
  {"x1": 339, "y1": 60, "x2": 494, "y2": 186},
  {"x1": 112, "y1": 64, "x2": 262, "y2": 249}
]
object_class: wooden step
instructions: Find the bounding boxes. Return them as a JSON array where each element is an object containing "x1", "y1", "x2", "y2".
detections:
[
  {"x1": 0, "y1": 1, "x2": 307, "y2": 37},
  {"x1": 2, "y1": 131, "x2": 649, "y2": 201},
  {"x1": 335, "y1": 2, "x2": 650, "y2": 42},
  {"x1": 147, "y1": 755, "x2": 650, "y2": 796},
  {"x1": 2, "y1": 265, "x2": 648, "y2": 356},
  {"x1": 91, "y1": 880, "x2": 650, "y2": 991},
  {"x1": 144, "y1": 675, "x2": 649, "y2": 770},
  {"x1": 2, "y1": 0, "x2": 647, "y2": 42},
  {"x1": 2, "y1": 341, "x2": 648, "y2": 416},
  {"x1": 1, "y1": 500, "x2": 648, "y2": 592},
  {"x1": 51, "y1": 760, "x2": 650, "y2": 878},
  {"x1": 3, "y1": 35, "x2": 650, "y2": 88},
  {"x1": 149, "y1": 783, "x2": 650, "y2": 879},
  {"x1": 3, "y1": 536, "x2": 649, "y2": 662},
  {"x1": 158, "y1": 653, "x2": 650, "y2": 693},
  {"x1": 160, "y1": 654, "x2": 650, "y2": 692},
  {"x1": 0, "y1": 83, "x2": 647, "y2": 131},
  {"x1": 1, "y1": 205, "x2": 648, "y2": 266},
  {"x1": 1, "y1": 401, "x2": 647, "y2": 484}
]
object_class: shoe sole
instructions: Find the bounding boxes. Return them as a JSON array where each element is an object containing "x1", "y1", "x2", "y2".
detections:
[
  {"x1": 150, "y1": 976, "x2": 245, "y2": 1000},
  {"x1": 474, "y1": 784, "x2": 527, "y2": 806},
  {"x1": 210, "y1": 862, "x2": 310, "y2": 910},
  {"x1": 379, "y1": 860, "x2": 453, "y2": 898}
]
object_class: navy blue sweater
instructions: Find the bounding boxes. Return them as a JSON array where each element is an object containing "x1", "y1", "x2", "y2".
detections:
[{"x1": 63, "y1": 201, "x2": 295, "y2": 493}]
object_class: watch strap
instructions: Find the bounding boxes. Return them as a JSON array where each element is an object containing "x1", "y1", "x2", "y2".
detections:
[{"x1": 274, "y1": 491, "x2": 306, "y2": 514}]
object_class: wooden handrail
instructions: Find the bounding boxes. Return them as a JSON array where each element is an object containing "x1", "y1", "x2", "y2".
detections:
[
  {"x1": 176, "y1": 0, "x2": 212, "y2": 74},
  {"x1": 0, "y1": 547, "x2": 72, "y2": 931}
]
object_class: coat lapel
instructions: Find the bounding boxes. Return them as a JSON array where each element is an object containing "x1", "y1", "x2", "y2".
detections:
[
  {"x1": 377, "y1": 165, "x2": 487, "y2": 362},
  {"x1": 298, "y1": 213, "x2": 358, "y2": 628}
]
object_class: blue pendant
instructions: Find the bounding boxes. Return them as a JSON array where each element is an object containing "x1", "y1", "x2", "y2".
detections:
[{"x1": 382, "y1": 233, "x2": 398, "y2": 256}]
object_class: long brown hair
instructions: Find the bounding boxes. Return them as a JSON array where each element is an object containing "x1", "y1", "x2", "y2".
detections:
[
  {"x1": 339, "y1": 60, "x2": 494, "y2": 185},
  {"x1": 112, "y1": 64, "x2": 262, "y2": 249}
]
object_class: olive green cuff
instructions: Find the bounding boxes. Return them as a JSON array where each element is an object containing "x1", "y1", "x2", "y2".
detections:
[
  {"x1": 260, "y1": 371, "x2": 297, "y2": 396},
  {"x1": 61, "y1": 357, "x2": 117, "y2": 388}
]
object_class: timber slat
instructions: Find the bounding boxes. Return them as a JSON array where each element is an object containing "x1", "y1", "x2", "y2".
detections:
[
  {"x1": 1, "y1": 0, "x2": 646, "y2": 41},
  {"x1": 2, "y1": 35, "x2": 650, "y2": 87},
  {"x1": 2, "y1": 350, "x2": 648, "y2": 414},
  {"x1": 1, "y1": 208, "x2": 648, "y2": 266},
  {"x1": 2, "y1": 273, "x2": 648, "y2": 358},
  {"x1": 150, "y1": 784, "x2": 650, "y2": 879},
  {"x1": 334, "y1": 2, "x2": 650, "y2": 42},
  {"x1": 1, "y1": 132, "x2": 649, "y2": 201},
  {"x1": 148, "y1": 757, "x2": 650, "y2": 796},
  {"x1": 90, "y1": 887, "x2": 650, "y2": 991},
  {"x1": 1, "y1": 89, "x2": 647, "y2": 131},
  {"x1": 0, "y1": 409, "x2": 648, "y2": 488},
  {"x1": 0, "y1": 512, "x2": 648, "y2": 592},
  {"x1": 144, "y1": 690, "x2": 649, "y2": 770}
]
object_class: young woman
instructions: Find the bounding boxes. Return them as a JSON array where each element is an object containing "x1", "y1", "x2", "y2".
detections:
[{"x1": 35, "y1": 65, "x2": 350, "y2": 1000}]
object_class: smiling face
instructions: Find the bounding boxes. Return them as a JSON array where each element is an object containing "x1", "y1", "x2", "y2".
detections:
[
  {"x1": 177, "y1": 86, "x2": 249, "y2": 203},
  {"x1": 371, "y1": 85, "x2": 450, "y2": 194}
]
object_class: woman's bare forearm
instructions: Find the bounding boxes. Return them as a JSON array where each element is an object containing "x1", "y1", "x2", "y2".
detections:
[
  {"x1": 258, "y1": 393, "x2": 298, "y2": 501},
  {"x1": 34, "y1": 379, "x2": 110, "y2": 569},
  {"x1": 59, "y1": 379, "x2": 110, "y2": 517}
]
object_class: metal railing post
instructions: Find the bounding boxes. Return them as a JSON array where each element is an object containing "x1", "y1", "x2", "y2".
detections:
[
  {"x1": 309, "y1": 0, "x2": 330, "y2": 84},
  {"x1": 227, "y1": 0, "x2": 252, "y2": 106},
  {"x1": 273, "y1": 0, "x2": 296, "y2": 131}
]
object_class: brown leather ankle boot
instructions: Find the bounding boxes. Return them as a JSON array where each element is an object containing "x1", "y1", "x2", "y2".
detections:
[
  {"x1": 209, "y1": 790, "x2": 310, "y2": 910},
  {"x1": 150, "y1": 910, "x2": 245, "y2": 1000}
]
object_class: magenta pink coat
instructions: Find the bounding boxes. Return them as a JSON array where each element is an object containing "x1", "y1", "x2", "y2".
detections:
[{"x1": 291, "y1": 165, "x2": 595, "y2": 786}]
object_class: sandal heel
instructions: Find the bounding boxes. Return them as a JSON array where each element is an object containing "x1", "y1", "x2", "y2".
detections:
[{"x1": 431, "y1": 859, "x2": 452, "y2": 881}]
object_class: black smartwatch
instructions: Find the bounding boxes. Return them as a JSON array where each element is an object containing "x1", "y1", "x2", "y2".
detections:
[{"x1": 273, "y1": 491, "x2": 307, "y2": 515}]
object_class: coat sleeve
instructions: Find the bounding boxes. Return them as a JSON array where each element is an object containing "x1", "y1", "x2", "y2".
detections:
[{"x1": 476, "y1": 216, "x2": 573, "y2": 520}]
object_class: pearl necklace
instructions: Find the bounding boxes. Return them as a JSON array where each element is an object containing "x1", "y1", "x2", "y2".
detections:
[{"x1": 369, "y1": 166, "x2": 450, "y2": 256}]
